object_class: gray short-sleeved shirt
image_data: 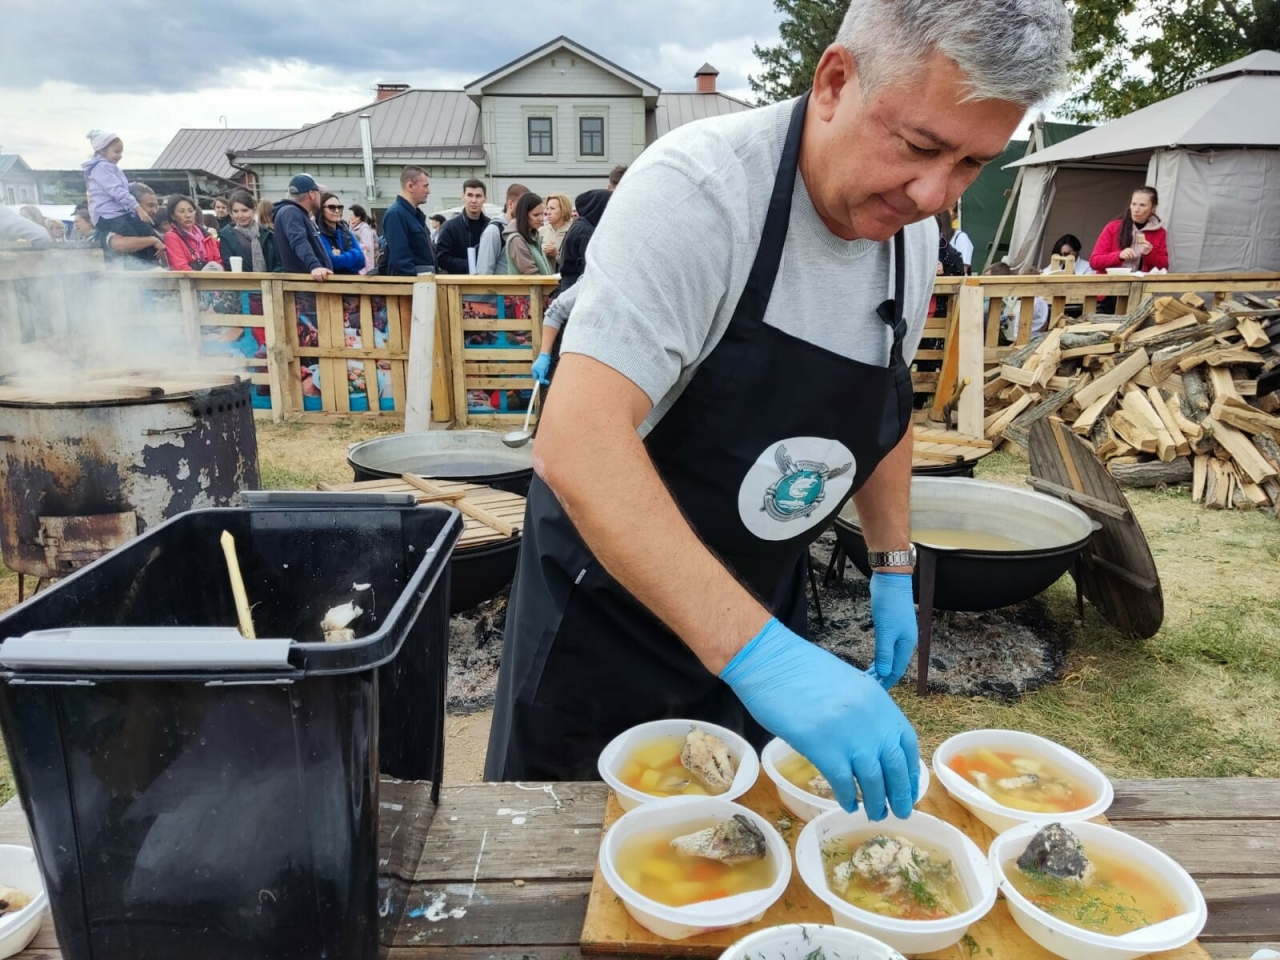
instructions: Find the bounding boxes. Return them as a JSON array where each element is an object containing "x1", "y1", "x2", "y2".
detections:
[{"x1": 561, "y1": 98, "x2": 939, "y2": 437}]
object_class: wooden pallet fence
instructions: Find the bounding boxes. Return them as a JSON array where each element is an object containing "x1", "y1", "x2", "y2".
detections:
[{"x1": 442, "y1": 276, "x2": 559, "y2": 427}]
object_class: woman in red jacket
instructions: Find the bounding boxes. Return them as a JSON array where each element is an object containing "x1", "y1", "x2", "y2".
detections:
[
  {"x1": 164, "y1": 195, "x2": 223, "y2": 271},
  {"x1": 1089, "y1": 186, "x2": 1168, "y2": 273}
]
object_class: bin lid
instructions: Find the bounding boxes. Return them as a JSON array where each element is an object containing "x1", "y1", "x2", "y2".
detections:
[
  {"x1": 0, "y1": 628, "x2": 294, "y2": 672},
  {"x1": 1027, "y1": 417, "x2": 1163, "y2": 638},
  {"x1": 0, "y1": 370, "x2": 243, "y2": 407}
]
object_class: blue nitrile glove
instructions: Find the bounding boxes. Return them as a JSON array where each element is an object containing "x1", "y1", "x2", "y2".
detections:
[
  {"x1": 869, "y1": 571, "x2": 918, "y2": 690},
  {"x1": 721, "y1": 618, "x2": 920, "y2": 820},
  {"x1": 531, "y1": 352, "x2": 552, "y2": 385}
]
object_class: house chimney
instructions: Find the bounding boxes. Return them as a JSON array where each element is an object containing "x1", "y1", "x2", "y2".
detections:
[
  {"x1": 376, "y1": 83, "x2": 409, "y2": 101},
  {"x1": 695, "y1": 63, "x2": 719, "y2": 94}
]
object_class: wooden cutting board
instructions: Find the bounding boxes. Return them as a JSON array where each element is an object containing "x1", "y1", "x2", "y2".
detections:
[{"x1": 580, "y1": 775, "x2": 1210, "y2": 959}]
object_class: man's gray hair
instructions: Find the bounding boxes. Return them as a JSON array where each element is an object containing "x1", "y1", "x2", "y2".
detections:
[
  {"x1": 128, "y1": 181, "x2": 155, "y2": 201},
  {"x1": 836, "y1": 0, "x2": 1072, "y2": 107}
]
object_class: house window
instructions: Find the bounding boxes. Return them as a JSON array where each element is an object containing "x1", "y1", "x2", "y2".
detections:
[
  {"x1": 579, "y1": 117, "x2": 605, "y2": 157},
  {"x1": 528, "y1": 117, "x2": 553, "y2": 157},
  {"x1": 19, "y1": 187, "x2": 28, "y2": 201},
  {"x1": 4, "y1": 187, "x2": 14, "y2": 205}
]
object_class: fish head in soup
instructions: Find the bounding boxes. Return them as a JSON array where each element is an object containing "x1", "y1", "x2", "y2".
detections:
[
  {"x1": 1017, "y1": 822, "x2": 1096, "y2": 885},
  {"x1": 670, "y1": 814, "x2": 767, "y2": 865}
]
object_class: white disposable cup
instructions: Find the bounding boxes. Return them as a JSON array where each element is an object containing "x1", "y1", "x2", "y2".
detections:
[{"x1": 229, "y1": 256, "x2": 243, "y2": 272}]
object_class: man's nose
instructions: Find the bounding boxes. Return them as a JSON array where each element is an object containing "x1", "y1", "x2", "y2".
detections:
[{"x1": 904, "y1": 165, "x2": 951, "y2": 217}]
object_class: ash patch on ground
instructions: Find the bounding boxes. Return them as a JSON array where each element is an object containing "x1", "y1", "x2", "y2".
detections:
[
  {"x1": 446, "y1": 587, "x2": 508, "y2": 714},
  {"x1": 807, "y1": 530, "x2": 1069, "y2": 699},
  {"x1": 443, "y1": 530, "x2": 1072, "y2": 713}
]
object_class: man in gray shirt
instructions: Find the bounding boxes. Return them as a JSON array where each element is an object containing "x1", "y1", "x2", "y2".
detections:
[{"x1": 486, "y1": 0, "x2": 1072, "y2": 817}]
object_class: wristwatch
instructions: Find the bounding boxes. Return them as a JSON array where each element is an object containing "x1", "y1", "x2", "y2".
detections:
[{"x1": 866, "y1": 545, "x2": 918, "y2": 569}]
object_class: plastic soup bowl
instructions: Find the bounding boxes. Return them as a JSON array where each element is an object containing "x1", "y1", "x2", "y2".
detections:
[
  {"x1": 598, "y1": 719, "x2": 760, "y2": 812},
  {"x1": 932, "y1": 729, "x2": 1114, "y2": 833},
  {"x1": 795, "y1": 807, "x2": 996, "y2": 956},
  {"x1": 989, "y1": 820, "x2": 1207, "y2": 960},
  {"x1": 718, "y1": 923, "x2": 906, "y2": 960},
  {"x1": 598, "y1": 797, "x2": 791, "y2": 941},
  {"x1": 761, "y1": 737, "x2": 931, "y2": 822}
]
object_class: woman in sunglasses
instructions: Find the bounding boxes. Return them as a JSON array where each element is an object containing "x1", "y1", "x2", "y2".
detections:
[{"x1": 315, "y1": 192, "x2": 366, "y2": 274}]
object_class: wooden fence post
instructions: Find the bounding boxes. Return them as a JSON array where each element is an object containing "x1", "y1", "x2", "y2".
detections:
[
  {"x1": 957, "y1": 279, "x2": 985, "y2": 437},
  {"x1": 404, "y1": 281, "x2": 437, "y2": 433}
]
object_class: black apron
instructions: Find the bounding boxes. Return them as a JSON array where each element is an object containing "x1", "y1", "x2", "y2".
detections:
[{"x1": 485, "y1": 94, "x2": 914, "y2": 781}]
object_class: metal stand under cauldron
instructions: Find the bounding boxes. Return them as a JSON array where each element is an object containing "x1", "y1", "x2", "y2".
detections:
[{"x1": 832, "y1": 418, "x2": 1163, "y2": 694}]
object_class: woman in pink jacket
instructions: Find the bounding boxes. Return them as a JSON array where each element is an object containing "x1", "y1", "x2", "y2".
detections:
[
  {"x1": 1089, "y1": 186, "x2": 1169, "y2": 273},
  {"x1": 164, "y1": 195, "x2": 223, "y2": 271}
]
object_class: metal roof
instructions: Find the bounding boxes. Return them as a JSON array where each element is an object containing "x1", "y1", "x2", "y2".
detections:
[
  {"x1": 151, "y1": 129, "x2": 295, "y2": 179},
  {"x1": 649, "y1": 92, "x2": 755, "y2": 140},
  {"x1": 0, "y1": 155, "x2": 33, "y2": 177},
  {"x1": 465, "y1": 35, "x2": 659, "y2": 99},
  {"x1": 231, "y1": 90, "x2": 483, "y2": 162}
]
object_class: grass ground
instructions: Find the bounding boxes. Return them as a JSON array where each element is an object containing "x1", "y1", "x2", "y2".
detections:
[{"x1": 1, "y1": 425, "x2": 1277, "y2": 802}]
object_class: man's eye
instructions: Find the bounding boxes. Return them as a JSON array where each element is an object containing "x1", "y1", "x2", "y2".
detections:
[{"x1": 907, "y1": 141, "x2": 937, "y2": 157}]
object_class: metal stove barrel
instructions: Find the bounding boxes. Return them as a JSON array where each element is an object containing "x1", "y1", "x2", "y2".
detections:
[{"x1": 0, "y1": 379, "x2": 259, "y2": 582}]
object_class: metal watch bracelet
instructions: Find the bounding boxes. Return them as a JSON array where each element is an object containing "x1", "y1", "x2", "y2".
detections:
[{"x1": 866, "y1": 545, "x2": 917, "y2": 569}]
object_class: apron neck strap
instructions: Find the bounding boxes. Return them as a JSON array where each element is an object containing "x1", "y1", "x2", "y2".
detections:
[
  {"x1": 736, "y1": 93, "x2": 810, "y2": 317},
  {"x1": 881, "y1": 229, "x2": 908, "y2": 367}
]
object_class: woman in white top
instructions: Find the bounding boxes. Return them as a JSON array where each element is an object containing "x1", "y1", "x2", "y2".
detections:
[{"x1": 1042, "y1": 234, "x2": 1094, "y2": 275}]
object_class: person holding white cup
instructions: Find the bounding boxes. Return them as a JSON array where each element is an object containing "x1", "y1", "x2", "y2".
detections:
[{"x1": 219, "y1": 189, "x2": 280, "y2": 273}]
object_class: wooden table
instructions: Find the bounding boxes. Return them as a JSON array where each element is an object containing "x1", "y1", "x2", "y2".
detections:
[{"x1": 4, "y1": 779, "x2": 1277, "y2": 959}]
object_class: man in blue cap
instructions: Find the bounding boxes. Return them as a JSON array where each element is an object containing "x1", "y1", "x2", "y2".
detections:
[{"x1": 272, "y1": 174, "x2": 334, "y2": 280}]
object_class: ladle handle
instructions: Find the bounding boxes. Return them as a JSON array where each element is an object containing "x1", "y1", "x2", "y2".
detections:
[{"x1": 522, "y1": 380, "x2": 541, "y2": 434}]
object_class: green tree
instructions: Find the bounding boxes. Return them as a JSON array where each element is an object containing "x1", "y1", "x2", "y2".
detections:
[
  {"x1": 748, "y1": 0, "x2": 847, "y2": 104},
  {"x1": 1065, "y1": 0, "x2": 1280, "y2": 122}
]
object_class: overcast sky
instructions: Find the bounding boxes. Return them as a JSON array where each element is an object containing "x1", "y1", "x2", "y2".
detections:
[{"x1": 0, "y1": 0, "x2": 783, "y2": 169}]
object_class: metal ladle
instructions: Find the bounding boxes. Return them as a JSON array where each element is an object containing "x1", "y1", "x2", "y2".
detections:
[{"x1": 502, "y1": 380, "x2": 541, "y2": 448}]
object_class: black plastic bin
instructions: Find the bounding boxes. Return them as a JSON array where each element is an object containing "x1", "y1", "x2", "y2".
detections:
[{"x1": 0, "y1": 493, "x2": 462, "y2": 960}]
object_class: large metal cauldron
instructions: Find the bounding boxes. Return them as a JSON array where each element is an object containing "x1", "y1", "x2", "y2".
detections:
[
  {"x1": 348, "y1": 431, "x2": 533, "y2": 496},
  {"x1": 0, "y1": 379, "x2": 259, "y2": 581},
  {"x1": 834, "y1": 477, "x2": 1093, "y2": 611}
]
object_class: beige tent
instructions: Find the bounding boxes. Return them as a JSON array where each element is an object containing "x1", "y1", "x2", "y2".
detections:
[{"x1": 1005, "y1": 50, "x2": 1280, "y2": 273}]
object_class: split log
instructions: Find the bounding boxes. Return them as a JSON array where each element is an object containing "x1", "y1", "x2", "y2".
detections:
[
  {"x1": 1111, "y1": 411, "x2": 1158, "y2": 454},
  {"x1": 1210, "y1": 401, "x2": 1280, "y2": 442},
  {"x1": 1004, "y1": 334, "x2": 1047, "y2": 369},
  {"x1": 1004, "y1": 384, "x2": 1078, "y2": 448},
  {"x1": 1192, "y1": 454, "x2": 1209, "y2": 502},
  {"x1": 1111, "y1": 296, "x2": 1157, "y2": 343},
  {"x1": 1180, "y1": 292, "x2": 1206, "y2": 310},
  {"x1": 1073, "y1": 390, "x2": 1116, "y2": 434},
  {"x1": 1254, "y1": 433, "x2": 1280, "y2": 472},
  {"x1": 1074, "y1": 348, "x2": 1149, "y2": 410},
  {"x1": 1091, "y1": 416, "x2": 1119, "y2": 458},
  {"x1": 984, "y1": 392, "x2": 1036, "y2": 439},
  {"x1": 1208, "y1": 367, "x2": 1242, "y2": 405},
  {"x1": 1109, "y1": 456, "x2": 1193, "y2": 488},
  {"x1": 1061, "y1": 331, "x2": 1113, "y2": 351},
  {"x1": 1204, "y1": 417, "x2": 1278, "y2": 484},
  {"x1": 1157, "y1": 337, "x2": 1216, "y2": 380},
  {"x1": 1237, "y1": 317, "x2": 1270, "y2": 349},
  {"x1": 1121, "y1": 386, "x2": 1177, "y2": 462},
  {"x1": 1001, "y1": 364, "x2": 1040, "y2": 387},
  {"x1": 1147, "y1": 386, "x2": 1191, "y2": 456},
  {"x1": 1182, "y1": 367, "x2": 1212, "y2": 414},
  {"x1": 1204, "y1": 458, "x2": 1230, "y2": 508},
  {"x1": 1237, "y1": 477, "x2": 1269, "y2": 508}
]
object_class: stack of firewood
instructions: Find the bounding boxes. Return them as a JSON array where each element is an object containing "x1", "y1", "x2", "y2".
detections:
[{"x1": 983, "y1": 293, "x2": 1280, "y2": 514}]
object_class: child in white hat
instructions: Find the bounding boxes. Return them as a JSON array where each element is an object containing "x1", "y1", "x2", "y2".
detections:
[{"x1": 82, "y1": 130, "x2": 162, "y2": 263}]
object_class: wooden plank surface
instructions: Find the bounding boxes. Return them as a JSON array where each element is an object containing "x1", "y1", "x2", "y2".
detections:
[
  {"x1": 579, "y1": 778, "x2": 1215, "y2": 958},
  {"x1": 2, "y1": 778, "x2": 1278, "y2": 959}
]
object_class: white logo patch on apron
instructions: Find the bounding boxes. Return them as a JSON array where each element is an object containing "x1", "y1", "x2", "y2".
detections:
[{"x1": 737, "y1": 437, "x2": 856, "y2": 541}]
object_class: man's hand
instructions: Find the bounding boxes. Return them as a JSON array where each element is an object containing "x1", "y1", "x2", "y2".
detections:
[
  {"x1": 868, "y1": 572, "x2": 917, "y2": 688},
  {"x1": 721, "y1": 618, "x2": 920, "y2": 819},
  {"x1": 311, "y1": 267, "x2": 333, "y2": 281},
  {"x1": 136, "y1": 207, "x2": 153, "y2": 224}
]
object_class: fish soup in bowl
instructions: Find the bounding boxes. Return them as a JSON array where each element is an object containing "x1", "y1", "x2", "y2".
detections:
[
  {"x1": 599, "y1": 798, "x2": 791, "y2": 941},
  {"x1": 761, "y1": 738, "x2": 930, "y2": 822},
  {"x1": 933, "y1": 730, "x2": 1113, "y2": 832},
  {"x1": 796, "y1": 808, "x2": 995, "y2": 955},
  {"x1": 719, "y1": 923, "x2": 906, "y2": 960},
  {"x1": 989, "y1": 820, "x2": 1207, "y2": 960},
  {"x1": 599, "y1": 719, "x2": 759, "y2": 811}
]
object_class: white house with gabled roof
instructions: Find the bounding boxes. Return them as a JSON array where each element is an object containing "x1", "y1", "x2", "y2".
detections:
[{"x1": 218, "y1": 36, "x2": 752, "y2": 216}]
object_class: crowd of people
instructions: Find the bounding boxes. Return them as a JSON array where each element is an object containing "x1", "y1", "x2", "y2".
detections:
[{"x1": 43, "y1": 127, "x2": 630, "y2": 287}]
